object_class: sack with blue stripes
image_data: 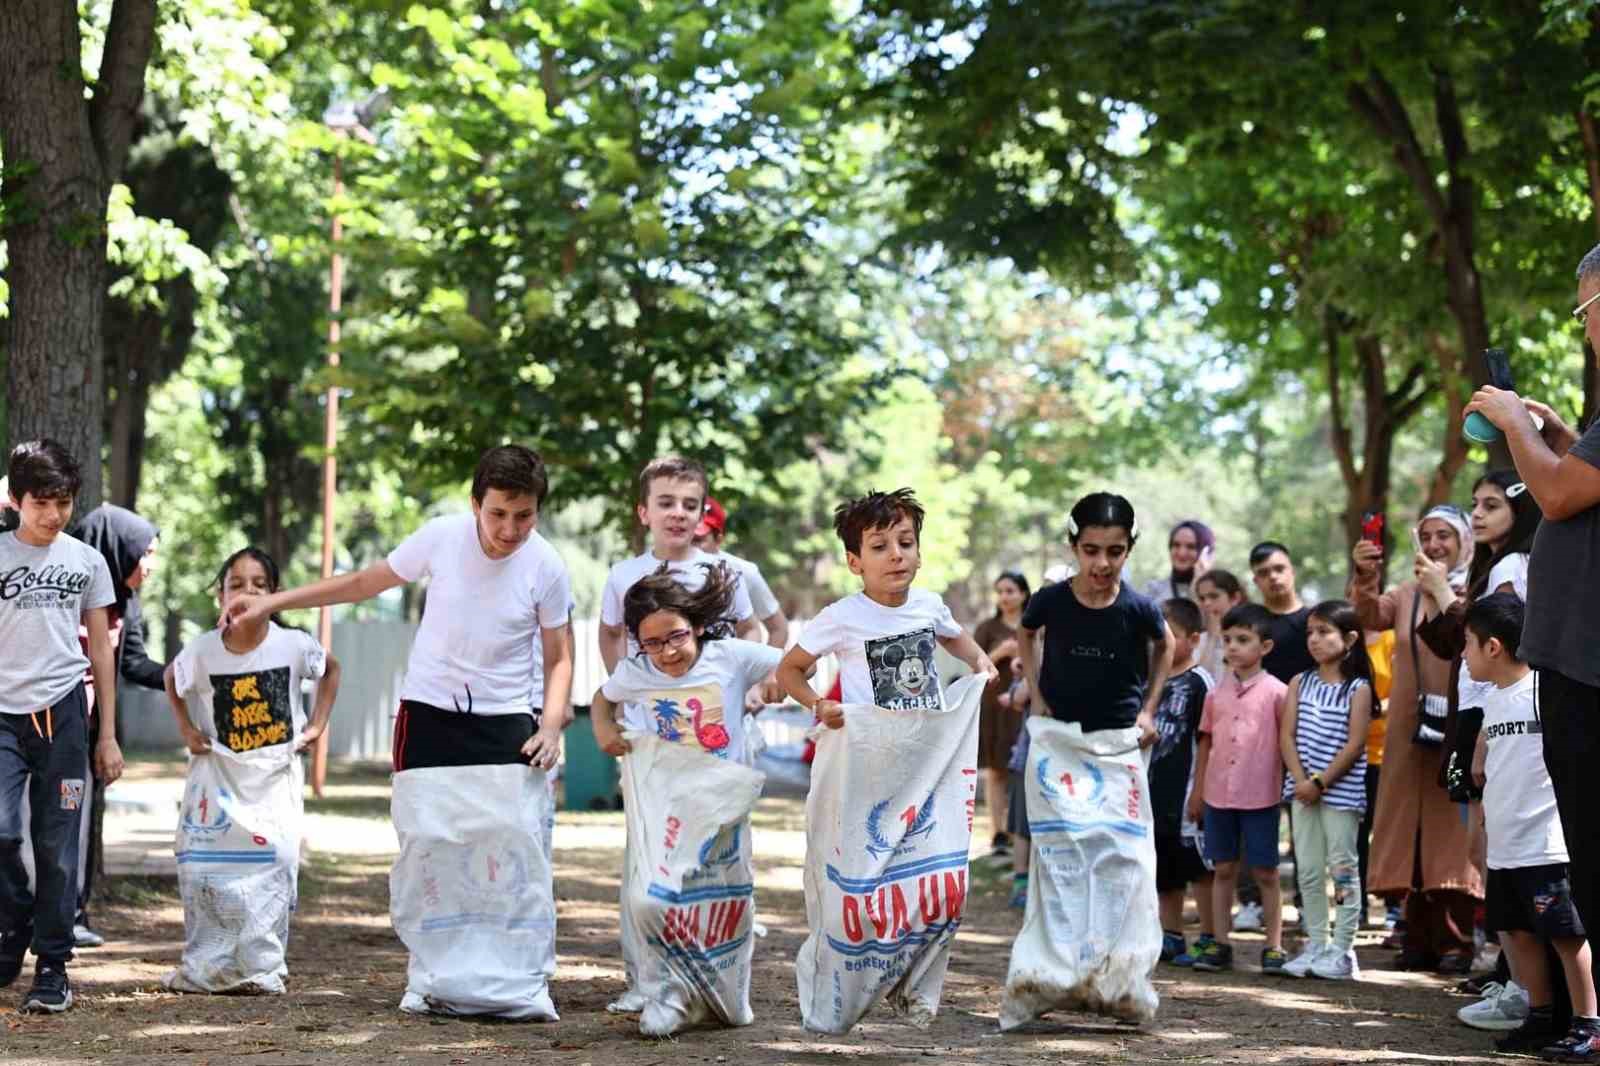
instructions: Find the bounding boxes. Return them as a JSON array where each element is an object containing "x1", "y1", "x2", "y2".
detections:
[
  {"x1": 1000, "y1": 716, "x2": 1161, "y2": 1026},
  {"x1": 795, "y1": 673, "x2": 985, "y2": 1034},
  {"x1": 163, "y1": 744, "x2": 303, "y2": 994},
  {"x1": 390, "y1": 763, "x2": 559, "y2": 1019},
  {"x1": 618, "y1": 732, "x2": 765, "y2": 1036}
]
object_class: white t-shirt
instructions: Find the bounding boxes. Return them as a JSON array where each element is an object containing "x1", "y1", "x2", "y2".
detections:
[
  {"x1": 711, "y1": 550, "x2": 781, "y2": 619},
  {"x1": 0, "y1": 531, "x2": 115, "y2": 715},
  {"x1": 528, "y1": 597, "x2": 577, "y2": 712},
  {"x1": 172, "y1": 623, "x2": 326, "y2": 753},
  {"x1": 796, "y1": 589, "x2": 962, "y2": 710},
  {"x1": 601, "y1": 638, "x2": 783, "y2": 757},
  {"x1": 600, "y1": 548, "x2": 754, "y2": 653},
  {"x1": 1458, "y1": 553, "x2": 1533, "y2": 712},
  {"x1": 1482, "y1": 671, "x2": 1566, "y2": 870},
  {"x1": 387, "y1": 514, "x2": 572, "y2": 715}
]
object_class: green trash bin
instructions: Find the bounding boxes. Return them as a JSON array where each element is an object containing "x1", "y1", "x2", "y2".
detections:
[{"x1": 564, "y1": 706, "x2": 621, "y2": 811}]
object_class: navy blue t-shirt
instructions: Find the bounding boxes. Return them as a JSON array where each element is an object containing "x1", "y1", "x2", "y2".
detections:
[{"x1": 1021, "y1": 580, "x2": 1167, "y2": 733}]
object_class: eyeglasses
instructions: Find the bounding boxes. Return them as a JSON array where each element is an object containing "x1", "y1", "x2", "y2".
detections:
[
  {"x1": 638, "y1": 628, "x2": 694, "y2": 654},
  {"x1": 1573, "y1": 290, "x2": 1600, "y2": 324}
]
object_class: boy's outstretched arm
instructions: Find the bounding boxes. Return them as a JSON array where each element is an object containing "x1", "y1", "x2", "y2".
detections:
[
  {"x1": 939, "y1": 630, "x2": 998, "y2": 683},
  {"x1": 223, "y1": 562, "x2": 406, "y2": 631},
  {"x1": 778, "y1": 645, "x2": 842, "y2": 729}
]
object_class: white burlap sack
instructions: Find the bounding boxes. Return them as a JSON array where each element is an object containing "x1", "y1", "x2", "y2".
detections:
[
  {"x1": 163, "y1": 745, "x2": 302, "y2": 994},
  {"x1": 795, "y1": 674, "x2": 984, "y2": 1035},
  {"x1": 619, "y1": 734, "x2": 765, "y2": 1036},
  {"x1": 390, "y1": 763, "x2": 558, "y2": 1020},
  {"x1": 1000, "y1": 716, "x2": 1161, "y2": 1027}
]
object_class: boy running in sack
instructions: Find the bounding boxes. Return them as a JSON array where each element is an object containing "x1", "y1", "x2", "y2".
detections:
[
  {"x1": 0, "y1": 441, "x2": 124, "y2": 1013},
  {"x1": 1468, "y1": 593, "x2": 1600, "y2": 1060},
  {"x1": 1188, "y1": 603, "x2": 1289, "y2": 975},
  {"x1": 1150, "y1": 597, "x2": 1216, "y2": 966}
]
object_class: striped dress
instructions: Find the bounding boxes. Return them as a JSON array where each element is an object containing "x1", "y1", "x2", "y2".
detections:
[{"x1": 1282, "y1": 673, "x2": 1368, "y2": 812}]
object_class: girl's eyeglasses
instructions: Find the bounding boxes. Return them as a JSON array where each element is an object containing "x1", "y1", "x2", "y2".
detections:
[{"x1": 639, "y1": 628, "x2": 694, "y2": 654}]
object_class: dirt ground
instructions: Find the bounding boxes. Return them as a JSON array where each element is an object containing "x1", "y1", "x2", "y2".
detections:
[{"x1": 2, "y1": 761, "x2": 1510, "y2": 1065}]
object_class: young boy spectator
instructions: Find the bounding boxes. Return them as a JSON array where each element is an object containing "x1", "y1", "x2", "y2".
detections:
[
  {"x1": 1188, "y1": 603, "x2": 1289, "y2": 974},
  {"x1": 1150, "y1": 598, "x2": 1216, "y2": 963},
  {"x1": 1467, "y1": 592, "x2": 1599, "y2": 1058},
  {"x1": 0, "y1": 441, "x2": 125, "y2": 1013},
  {"x1": 776, "y1": 488, "x2": 995, "y2": 725}
]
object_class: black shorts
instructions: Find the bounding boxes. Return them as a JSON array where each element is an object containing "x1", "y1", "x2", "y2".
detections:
[
  {"x1": 1155, "y1": 831, "x2": 1210, "y2": 893},
  {"x1": 1486, "y1": 864, "x2": 1587, "y2": 941},
  {"x1": 392, "y1": 700, "x2": 539, "y2": 771}
]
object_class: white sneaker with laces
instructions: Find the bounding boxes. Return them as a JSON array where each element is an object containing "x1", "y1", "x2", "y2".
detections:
[
  {"x1": 1310, "y1": 945, "x2": 1361, "y2": 981},
  {"x1": 1283, "y1": 944, "x2": 1324, "y2": 979},
  {"x1": 1457, "y1": 980, "x2": 1531, "y2": 1032},
  {"x1": 1232, "y1": 901, "x2": 1264, "y2": 933}
]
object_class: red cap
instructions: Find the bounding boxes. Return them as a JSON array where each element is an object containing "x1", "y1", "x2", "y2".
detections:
[{"x1": 696, "y1": 496, "x2": 727, "y2": 538}]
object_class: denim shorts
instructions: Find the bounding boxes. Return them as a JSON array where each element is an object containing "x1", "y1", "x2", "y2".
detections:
[{"x1": 1203, "y1": 803, "x2": 1280, "y2": 870}]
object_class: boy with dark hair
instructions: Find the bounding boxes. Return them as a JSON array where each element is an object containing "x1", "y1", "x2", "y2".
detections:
[
  {"x1": 1150, "y1": 597, "x2": 1216, "y2": 964},
  {"x1": 1188, "y1": 602, "x2": 1289, "y2": 974},
  {"x1": 1248, "y1": 542, "x2": 1315, "y2": 684},
  {"x1": 1, "y1": 440, "x2": 124, "y2": 1012},
  {"x1": 777, "y1": 488, "x2": 994, "y2": 724},
  {"x1": 1466, "y1": 592, "x2": 1599, "y2": 1059}
]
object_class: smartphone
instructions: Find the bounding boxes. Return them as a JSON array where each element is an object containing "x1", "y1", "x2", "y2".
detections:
[
  {"x1": 1483, "y1": 347, "x2": 1515, "y2": 390},
  {"x1": 1410, "y1": 526, "x2": 1423, "y2": 555},
  {"x1": 1360, "y1": 510, "x2": 1385, "y2": 549}
]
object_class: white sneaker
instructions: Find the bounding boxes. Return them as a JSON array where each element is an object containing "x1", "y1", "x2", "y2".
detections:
[
  {"x1": 1232, "y1": 901, "x2": 1264, "y2": 932},
  {"x1": 1457, "y1": 981, "x2": 1531, "y2": 1032},
  {"x1": 1282, "y1": 944, "x2": 1325, "y2": 979},
  {"x1": 1311, "y1": 945, "x2": 1361, "y2": 981}
]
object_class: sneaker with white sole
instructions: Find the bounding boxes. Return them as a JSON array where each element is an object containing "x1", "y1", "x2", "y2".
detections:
[
  {"x1": 1283, "y1": 944, "x2": 1325, "y2": 979},
  {"x1": 1457, "y1": 980, "x2": 1531, "y2": 1032},
  {"x1": 21, "y1": 961, "x2": 71, "y2": 1013},
  {"x1": 1311, "y1": 946, "x2": 1361, "y2": 981},
  {"x1": 1232, "y1": 901, "x2": 1264, "y2": 933}
]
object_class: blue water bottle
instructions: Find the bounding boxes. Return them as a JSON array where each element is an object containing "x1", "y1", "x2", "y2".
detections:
[{"x1": 1464, "y1": 348, "x2": 1512, "y2": 443}]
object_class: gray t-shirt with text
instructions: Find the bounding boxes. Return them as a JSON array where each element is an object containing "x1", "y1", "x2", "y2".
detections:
[
  {"x1": 1523, "y1": 418, "x2": 1600, "y2": 688},
  {"x1": 0, "y1": 531, "x2": 115, "y2": 715}
]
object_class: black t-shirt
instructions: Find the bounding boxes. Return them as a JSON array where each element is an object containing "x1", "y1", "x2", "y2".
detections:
[
  {"x1": 1262, "y1": 606, "x2": 1315, "y2": 684},
  {"x1": 1149, "y1": 667, "x2": 1211, "y2": 834},
  {"x1": 1020, "y1": 580, "x2": 1166, "y2": 733}
]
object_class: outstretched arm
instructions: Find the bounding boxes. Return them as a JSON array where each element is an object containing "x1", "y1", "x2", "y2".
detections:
[{"x1": 223, "y1": 561, "x2": 407, "y2": 631}]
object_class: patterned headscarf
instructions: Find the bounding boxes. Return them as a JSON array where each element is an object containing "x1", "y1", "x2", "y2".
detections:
[{"x1": 1417, "y1": 505, "x2": 1475, "y2": 594}]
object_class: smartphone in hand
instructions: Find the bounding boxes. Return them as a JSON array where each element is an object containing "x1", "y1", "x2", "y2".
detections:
[
  {"x1": 1360, "y1": 510, "x2": 1385, "y2": 549},
  {"x1": 1464, "y1": 348, "x2": 1514, "y2": 443}
]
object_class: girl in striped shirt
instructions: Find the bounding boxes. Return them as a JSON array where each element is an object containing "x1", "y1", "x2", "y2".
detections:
[{"x1": 1280, "y1": 599, "x2": 1375, "y2": 980}]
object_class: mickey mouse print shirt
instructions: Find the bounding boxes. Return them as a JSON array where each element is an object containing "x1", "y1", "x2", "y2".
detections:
[{"x1": 797, "y1": 590, "x2": 963, "y2": 710}]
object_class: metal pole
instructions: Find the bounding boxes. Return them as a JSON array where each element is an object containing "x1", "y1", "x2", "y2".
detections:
[{"x1": 314, "y1": 150, "x2": 343, "y2": 797}]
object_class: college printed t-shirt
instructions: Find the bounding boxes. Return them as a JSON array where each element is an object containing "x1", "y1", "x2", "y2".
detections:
[
  {"x1": 601, "y1": 548, "x2": 755, "y2": 655},
  {"x1": 1282, "y1": 674, "x2": 1367, "y2": 812},
  {"x1": 172, "y1": 623, "x2": 326, "y2": 752},
  {"x1": 1198, "y1": 669, "x2": 1288, "y2": 811},
  {"x1": 1261, "y1": 606, "x2": 1316, "y2": 684},
  {"x1": 1482, "y1": 672, "x2": 1566, "y2": 870},
  {"x1": 602, "y1": 638, "x2": 782, "y2": 755},
  {"x1": 387, "y1": 514, "x2": 572, "y2": 715},
  {"x1": 1525, "y1": 418, "x2": 1600, "y2": 687},
  {"x1": 0, "y1": 531, "x2": 115, "y2": 715},
  {"x1": 797, "y1": 589, "x2": 962, "y2": 709},
  {"x1": 1020, "y1": 580, "x2": 1166, "y2": 733},
  {"x1": 712, "y1": 550, "x2": 780, "y2": 619},
  {"x1": 1149, "y1": 666, "x2": 1211, "y2": 834}
]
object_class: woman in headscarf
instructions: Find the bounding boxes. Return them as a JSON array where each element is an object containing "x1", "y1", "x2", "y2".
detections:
[
  {"x1": 69, "y1": 504, "x2": 166, "y2": 947},
  {"x1": 1141, "y1": 520, "x2": 1215, "y2": 603},
  {"x1": 1351, "y1": 504, "x2": 1483, "y2": 974}
]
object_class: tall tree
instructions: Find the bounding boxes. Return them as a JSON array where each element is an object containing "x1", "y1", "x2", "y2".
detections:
[{"x1": 0, "y1": 0, "x2": 160, "y2": 506}]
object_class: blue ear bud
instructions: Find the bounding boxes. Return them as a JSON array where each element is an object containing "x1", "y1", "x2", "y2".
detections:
[{"x1": 1463, "y1": 411, "x2": 1501, "y2": 443}]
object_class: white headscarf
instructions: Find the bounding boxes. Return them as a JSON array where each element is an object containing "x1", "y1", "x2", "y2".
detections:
[{"x1": 1418, "y1": 505, "x2": 1475, "y2": 593}]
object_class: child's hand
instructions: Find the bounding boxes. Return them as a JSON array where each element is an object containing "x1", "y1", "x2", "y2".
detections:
[
  {"x1": 95, "y1": 736, "x2": 125, "y2": 785},
  {"x1": 591, "y1": 717, "x2": 631, "y2": 758},
  {"x1": 1293, "y1": 778, "x2": 1321, "y2": 804},
  {"x1": 1135, "y1": 711, "x2": 1157, "y2": 749},
  {"x1": 1185, "y1": 793, "x2": 1204, "y2": 827},
  {"x1": 521, "y1": 724, "x2": 563, "y2": 770},
  {"x1": 181, "y1": 726, "x2": 212, "y2": 756},
  {"x1": 294, "y1": 722, "x2": 325, "y2": 753},
  {"x1": 220, "y1": 592, "x2": 267, "y2": 633},
  {"x1": 997, "y1": 690, "x2": 1012, "y2": 710},
  {"x1": 815, "y1": 699, "x2": 845, "y2": 730},
  {"x1": 977, "y1": 655, "x2": 999, "y2": 684}
]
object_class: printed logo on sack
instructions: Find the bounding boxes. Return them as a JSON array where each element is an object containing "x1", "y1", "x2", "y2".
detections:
[
  {"x1": 863, "y1": 793, "x2": 936, "y2": 858},
  {"x1": 696, "y1": 823, "x2": 743, "y2": 868},
  {"x1": 179, "y1": 785, "x2": 233, "y2": 840},
  {"x1": 59, "y1": 779, "x2": 84, "y2": 811},
  {"x1": 463, "y1": 844, "x2": 530, "y2": 900},
  {"x1": 1032, "y1": 754, "x2": 1147, "y2": 838}
]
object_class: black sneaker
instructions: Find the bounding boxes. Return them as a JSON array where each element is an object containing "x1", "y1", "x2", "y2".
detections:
[
  {"x1": 1496, "y1": 1016, "x2": 1560, "y2": 1054},
  {"x1": 1261, "y1": 947, "x2": 1289, "y2": 975},
  {"x1": 21, "y1": 961, "x2": 72, "y2": 1013},
  {"x1": 1191, "y1": 941, "x2": 1234, "y2": 972},
  {"x1": 1544, "y1": 1018, "x2": 1600, "y2": 1062},
  {"x1": 0, "y1": 923, "x2": 30, "y2": 988}
]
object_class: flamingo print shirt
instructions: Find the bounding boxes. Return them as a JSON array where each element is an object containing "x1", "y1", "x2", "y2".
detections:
[{"x1": 602, "y1": 638, "x2": 783, "y2": 760}]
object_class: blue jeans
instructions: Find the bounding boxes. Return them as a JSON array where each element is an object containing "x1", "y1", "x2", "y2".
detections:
[{"x1": 0, "y1": 686, "x2": 89, "y2": 963}]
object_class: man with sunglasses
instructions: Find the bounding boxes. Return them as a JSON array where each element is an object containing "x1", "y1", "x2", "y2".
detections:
[{"x1": 1463, "y1": 245, "x2": 1600, "y2": 1029}]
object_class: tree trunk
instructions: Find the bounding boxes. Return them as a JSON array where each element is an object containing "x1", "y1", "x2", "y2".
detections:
[{"x1": 0, "y1": 0, "x2": 158, "y2": 511}]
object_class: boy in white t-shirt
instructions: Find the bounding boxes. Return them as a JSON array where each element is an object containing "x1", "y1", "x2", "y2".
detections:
[
  {"x1": 599, "y1": 458, "x2": 758, "y2": 734},
  {"x1": 777, "y1": 488, "x2": 996, "y2": 722},
  {"x1": 1466, "y1": 592, "x2": 1599, "y2": 1059}
]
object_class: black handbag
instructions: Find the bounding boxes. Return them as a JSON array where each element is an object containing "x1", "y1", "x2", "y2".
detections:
[{"x1": 1409, "y1": 590, "x2": 1448, "y2": 747}]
